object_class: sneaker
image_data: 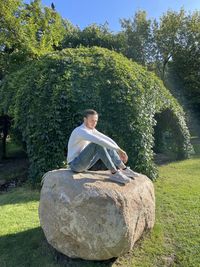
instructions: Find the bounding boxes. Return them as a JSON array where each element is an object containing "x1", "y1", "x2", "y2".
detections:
[
  {"x1": 121, "y1": 167, "x2": 140, "y2": 178},
  {"x1": 109, "y1": 170, "x2": 132, "y2": 184}
]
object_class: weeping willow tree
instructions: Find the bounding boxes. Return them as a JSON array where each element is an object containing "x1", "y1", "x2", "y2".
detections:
[{"x1": 0, "y1": 47, "x2": 193, "y2": 182}]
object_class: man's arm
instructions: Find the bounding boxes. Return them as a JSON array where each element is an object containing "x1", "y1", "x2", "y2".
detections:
[
  {"x1": 78, "y1": 128, "x2": 120, "y2": 151},
  {"x1": 94, "y1": 129, "x2": 119, "y2": 147}
]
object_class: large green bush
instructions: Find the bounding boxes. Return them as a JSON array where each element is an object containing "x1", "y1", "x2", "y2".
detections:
[{"x1": 0, "y1": 47, "x2": 193, "y2": 182}]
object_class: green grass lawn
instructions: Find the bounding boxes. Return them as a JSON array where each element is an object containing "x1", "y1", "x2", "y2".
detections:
[{"x1": 0, "y1": 157, "x2": 200, "y2": 267}]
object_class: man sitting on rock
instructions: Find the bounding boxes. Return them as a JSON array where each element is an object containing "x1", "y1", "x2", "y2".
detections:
[{"x1": 67, "y1": 109, "x2": 139, "y2": 184}]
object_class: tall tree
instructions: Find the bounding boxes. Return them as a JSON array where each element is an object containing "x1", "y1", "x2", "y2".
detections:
[
  {"x1": 0, "y1": 0, "x2": 67, "y2": 79},
  {"x1": 172, "y1": 11, "x2": 200, "y2": 112},
  {"x1": 21, "y1": 0, "x2": 65, "y2": 54},
  {"x1": 0, "y1": 0, "x2": 24, "y2": 79},
  {"x1": 152, "y1": 9, "x2": 185, "y2": 80},
  {"x1": 120, "y1": 10, "x2": 153, "y2": 65},
  {"x1": 61, "y1": 22, "x2": 124, "y2": 52}
]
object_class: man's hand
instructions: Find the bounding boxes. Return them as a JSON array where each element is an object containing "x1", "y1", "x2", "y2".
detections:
[{"x1": 118, "y1": 148, "x2": 128, "y2": 163}]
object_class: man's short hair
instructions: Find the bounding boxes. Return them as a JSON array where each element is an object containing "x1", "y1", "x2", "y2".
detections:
[{"x1": 83, "y1": 109, "x2": 98, "y2": 118}]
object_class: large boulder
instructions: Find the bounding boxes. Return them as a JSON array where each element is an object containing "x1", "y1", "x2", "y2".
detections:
[{"x1": 39, "y1": 169, "x2": 155, "y2": 260}]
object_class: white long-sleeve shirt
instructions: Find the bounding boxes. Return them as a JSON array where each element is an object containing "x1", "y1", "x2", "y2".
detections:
[{"x1": 67, "y1": 123, "x2": 120, "y2": 163}]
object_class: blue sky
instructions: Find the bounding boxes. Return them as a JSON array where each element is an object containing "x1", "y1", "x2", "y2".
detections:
[{"x1": 38, "y1": 0, "x2": 200, "y2": 32}]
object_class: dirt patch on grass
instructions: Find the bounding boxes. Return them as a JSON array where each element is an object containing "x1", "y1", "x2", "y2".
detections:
[{"x1": 0, "y1": 157, "x2": 29, "y2": 192}]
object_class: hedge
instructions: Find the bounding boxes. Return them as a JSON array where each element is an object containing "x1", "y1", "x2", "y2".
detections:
[{"x1": 0, "y1": 47, "x2": 193, "y2": 182}]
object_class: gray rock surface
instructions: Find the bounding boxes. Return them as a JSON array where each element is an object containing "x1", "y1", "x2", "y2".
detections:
[{"x1": 39, "y1": 169, "x2": 155, "y2": 260}]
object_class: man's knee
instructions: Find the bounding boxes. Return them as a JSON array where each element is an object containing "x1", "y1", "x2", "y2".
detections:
[
  {"x1": 107, "y1": 148, "x2": 114, "y2": 154},
  {"x1": 94, "y1": 143, "x2": 108, "y2": 153},
  {"x1": 86, "y1": 142, "x2": 101, "y2": 151},
  {"x1": 107, "y1": 148, "x2": 117, "y2": 157},
  {"x1": 88, "y1": 143, "x2": 106, "y2": 153}
]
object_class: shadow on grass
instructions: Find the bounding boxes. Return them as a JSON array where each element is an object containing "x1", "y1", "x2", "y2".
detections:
[
  {"x1": 0, "y1": 227, "x2": 116, "y2": 267},
  {"x1": 0, "y1": 187, "x2": 40, "y2": 206}
]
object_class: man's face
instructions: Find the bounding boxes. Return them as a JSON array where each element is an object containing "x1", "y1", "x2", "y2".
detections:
[{"x1": 84, "y1": 114, "x2": 98, "y2": 129}]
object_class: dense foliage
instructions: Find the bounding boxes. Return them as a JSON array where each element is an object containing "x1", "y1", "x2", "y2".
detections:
[
  {"x1": 0, "y1": 47, "x2": 192, "y2": 182},
  {"x1": 0, "y1": 0, "x2": 73, "y2": 79}
]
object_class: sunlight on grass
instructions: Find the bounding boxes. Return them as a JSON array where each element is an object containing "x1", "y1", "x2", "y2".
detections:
[
  {"x1": 0, "y1": 188, "x2": 40, "y2": 236},
  {"x1": 0, "y1": 202, "x2": 39, "y2": 236}
]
